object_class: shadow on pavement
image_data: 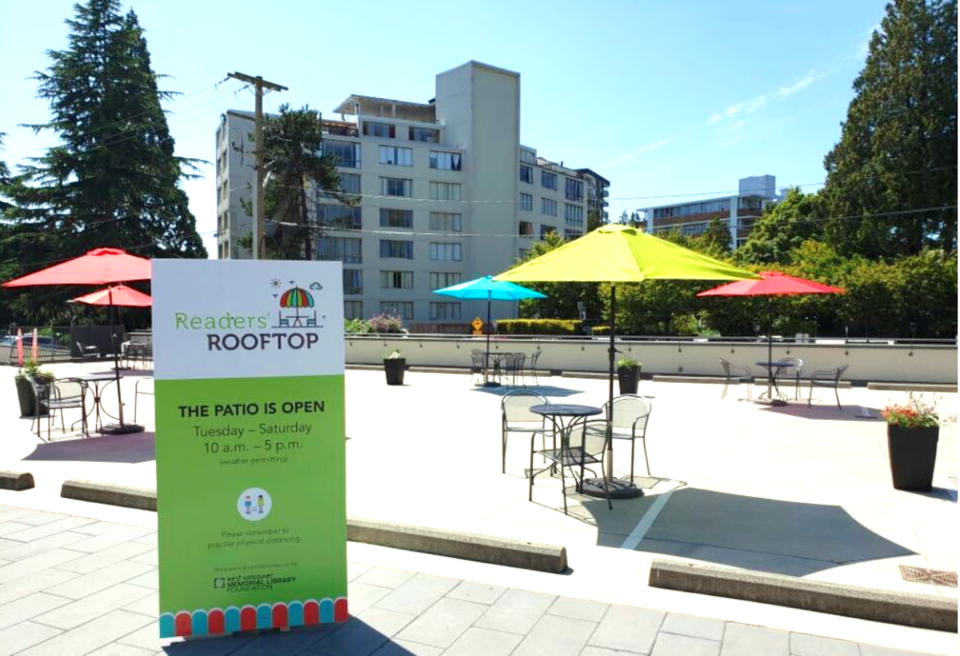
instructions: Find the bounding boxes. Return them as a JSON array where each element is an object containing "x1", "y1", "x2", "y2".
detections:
[
  {"x1": 759, "y1": 403, "x2": 886, "y2": 422},
  {"x1": 163, "y1": 617, "x2": 416, "y2": 655},
  {"x1": 470, "y1": 384, "x2": 584, "y2": 398},
  {"x1": 583, "y1": 487, "x2": 916, "y2": 576},
  {"x1": 23, "y1": 431, "x2": 155, "y2": 464}
]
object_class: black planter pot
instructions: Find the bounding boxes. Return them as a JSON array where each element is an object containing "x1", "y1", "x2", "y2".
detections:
[
  {"x1": 384, "y1": 358, "x2": 406, "y2": 386},
  {"x1": 887, "y1": 425, "x2": 939, "y2": 491},
  {"x1": 15, "y1": 377, "x2": 48, "y2": 418},
  {"x1": 617, "y1": 366, "x2": 640, "y2": 395}
]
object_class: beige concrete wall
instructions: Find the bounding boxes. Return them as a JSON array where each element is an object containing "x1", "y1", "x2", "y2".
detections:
[{"x1": 344, "y1": 336, "x2": 958, "y2": 385}]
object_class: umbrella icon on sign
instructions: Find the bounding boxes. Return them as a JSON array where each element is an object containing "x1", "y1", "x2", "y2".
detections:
[{"x1": 279, "y1": 287, "x2": 315, "y2": 327}]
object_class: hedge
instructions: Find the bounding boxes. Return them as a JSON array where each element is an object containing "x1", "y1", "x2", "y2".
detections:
[{"x1": 497, "y1": 319, "x2": 583, "y2": 335}]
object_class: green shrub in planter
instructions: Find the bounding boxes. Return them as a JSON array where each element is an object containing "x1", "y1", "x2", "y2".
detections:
[{"x1": 616, "y1": 357, "x2": 642, "y2": 395}]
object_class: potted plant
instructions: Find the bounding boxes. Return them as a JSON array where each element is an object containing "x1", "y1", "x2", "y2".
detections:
[
  {"x1": 616, "y1": 357, "x2": 642, "y2": 395},
  {"x1": 383, "y1": 349, "x2": 406, "y2": 386},
  {"x1": 882, "y1": 394, "x2": 941, "y2": 491},
  {"x1": 15, "y1": 359, "x2": 53, "y2": 418}
]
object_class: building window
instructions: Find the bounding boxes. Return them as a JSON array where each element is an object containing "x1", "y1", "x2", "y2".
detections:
[
  {"x1": 323, "y1": 140, "x2": 361, "y2": 168},
  {"x1": 363, "y1": 122, "x2": 395, "y2": 138},
  {"x1": 540, "y1": 225, "x2": 556, "y2": 238},
  {"x1": 429, "y1": 242, "x2": 462, "y2": 261},
  {"x1": 565, "y1": 177, "x2": 583, "y2": 201},
  {"x1": 380, "y1": 239, "x2": 413, "y2": 259},
  {"x1": 379, "y1": 145, "x2": 413, "y2": 166},
  {"x1": 429, "y1": 151, "x2": 462, "y2": 171},
  {"x1": 343, "y1": 269, "x2": 363, "y2": 295},
  {"x1": 381, "y1": 301, "x2": 414, "y2": 320},
  {"x1": 409, "y1": 127, "x2": 439, "y2": 143},
  {"x1": 318, "y1": 236, "x2": 362, "y2": 263},
  {"x1": 380, "y1": 208, "x2": 413, "y2": 229},
  {"x1": 336, "y1": 173, "x2": 361, "y2": 195},
  {"x1": 380, "y1": 177, "x2": 412, "y2": 197},
  {"x1": 519, "y1": 221, "x2": 533, "y2": 236},
  {"x1": 565, "y1": 203, "x2": 584, "y2": 227},
  {"x1": 380, "y1": 271, "x2": 413, "y2": 289},
  {"x1": 429, "y1": 212, "x2": 461, "y2": 231},
  {"x1": 564, "y1": 229, "x2": 583, "y2": 239},
  {"x1": 429, "y1": 181, "x2": 461, "y2": 201},
  {"x1": 541, "y1": 171, "x2": 557, "y2": 190},
  {"x1": 541, "y1": 198, "x2": 557, "y2": 216},
  {"x1": 519, "y1": 193, "x2": 533, "y2": 212},
  {"x1": 519, "y1": 165, "x2": 533, "y2": 184},
  {"x1": 316, "y1": 204, "x2": 362, "y2": 230},
  {"x1": 430, "y1": 272, "x2": 462, "y2": 290},
  {"x1": 344, "y1": 301, "x2": 363, "y2": 320},
  {"x1": 430, "y1": 302, "x2": 461, "y2": 321},
  {"x1": 520, "y1": 149, "x2": 536, "y2": 164}
]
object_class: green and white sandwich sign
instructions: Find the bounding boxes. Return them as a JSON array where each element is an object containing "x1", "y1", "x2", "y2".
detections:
[{"x1": 153, "y1": 260, "x2": 346, "y2": 638}]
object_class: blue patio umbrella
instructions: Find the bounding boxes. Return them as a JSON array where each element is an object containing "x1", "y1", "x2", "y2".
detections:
[{"x1": 434, "y1": 276, "x2": 546, "y2": 383}]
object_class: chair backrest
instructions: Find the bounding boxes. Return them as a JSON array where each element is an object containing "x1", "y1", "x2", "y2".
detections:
[
  {"x1": 834, "y1": 364, "x2": 849, "y2": 381},
  {"x1": 775, "y1": 356, "x2": 803, "y2": 376},
  {"x1": 504, "y1": 353, "x2": 525, "y2": 370},
  {"x1": 54, "y1": 377, "x2": 85, "y2": 402},
  {"x1": 501, "y1": 390, "x2": 548, "y2": 424},
  {"x1": 471, "y1": 349, "x2": 484, "y2": 356},
  {"x1": 529, "y1": 349, "x2": 541, "y2": 368},
  {"x1": 24, "y1": 374, "x2": 50, "y2": 405},
  {"x1": 605, "y1": 394, "x2": 652, "y2": 433},
  {"x1": 719, "y1": 358, "x2": 733, "y2": 375},
  {"x1": 470, "y1": 352, "x2": 486, "y2": 369}
]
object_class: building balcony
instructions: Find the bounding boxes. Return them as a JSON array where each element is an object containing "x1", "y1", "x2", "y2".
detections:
[{"x1": 323, "y1": 121, "x2": 359, "y2": 138}]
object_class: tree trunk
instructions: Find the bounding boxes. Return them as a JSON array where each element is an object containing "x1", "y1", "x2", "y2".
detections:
[{"x1": 300, "y1": 177, "x2": 312, "y2": 261}]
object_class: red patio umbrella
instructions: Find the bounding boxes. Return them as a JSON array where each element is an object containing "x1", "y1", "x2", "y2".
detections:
[
  {"x1": 72, "y1": 284, "x2": 152, "y2": 308},
  {"x1": 4, "y1": 248, "x2": 152, "y2": 434},
  {"x1": 698, "y1": 271, "x2": 844, "y2": 404}
]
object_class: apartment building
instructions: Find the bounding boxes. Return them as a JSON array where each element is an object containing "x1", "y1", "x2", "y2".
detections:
[
  {"x1": 636, "y1": 175, "x2": 781, "y2": 249},
  {"x1": 214, "y1": 61, "x2": 607, "y2": 329}
]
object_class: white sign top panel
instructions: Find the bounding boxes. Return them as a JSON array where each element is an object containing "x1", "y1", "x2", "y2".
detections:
[{"x1": 153, "y1": 260, "x2": 345, "y2": 381}]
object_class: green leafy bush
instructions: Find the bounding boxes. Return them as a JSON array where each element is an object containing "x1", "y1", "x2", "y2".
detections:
[
  {"x1": 344, "y1": 318, "x2": 370, "y2": 334},
  {"x1": 497, "y1": 319, "x2": 583, "y2": 335}
]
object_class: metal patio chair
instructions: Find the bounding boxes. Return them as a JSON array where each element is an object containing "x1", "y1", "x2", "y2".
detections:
[
  {"x1": 719, "y1": 358, "x2": 752, "y2": 401},
  {"x1": 502, "y1": 352, "x2": 526, "y2": 387},
  {"x1": 27, "y1": 375, "x2": 88, "y2": 441},
  {"x1": 584, "y1": 394, "x2": 653, "y2": 480},
  {"x1": 75, "y1": 341, "x2": 99, "y2": 370},
  {"x1": 501, "y1": 389, "x2": 550, "y2": 475},
  {"x1": 134, "y1": 377, "x2": 154, "y2": 423},
  {"x1": 533, "y1": 417, "x2": 612, "y2": 514},
  {"x1": 774, "y1": 356, "x2": 804, "y2": 400},
  {"x1": 526, "y1": 348, "x2": 542, "y2": 386},
  {"x1": 808, "y1": 364, "x2": 849, "y2": 409}
]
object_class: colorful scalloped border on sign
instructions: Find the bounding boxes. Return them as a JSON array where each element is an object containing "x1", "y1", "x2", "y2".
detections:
[{"x1": 158, "y1": 597, "x2": 348, "y2": 638}]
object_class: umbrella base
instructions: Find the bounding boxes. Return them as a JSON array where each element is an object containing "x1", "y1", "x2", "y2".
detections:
[
  {"x1": 753, "y1": 398, "x2": 788, "y2": 407},
  {"x1": 98, "y1": 423, "x2": 145, "y2": 435},
  {"x1": 481, "y1": 381, "x2": 501, "y2": 388},
  {"x1": 581, "y1": 477, "x2": 645, "y2": 500}
]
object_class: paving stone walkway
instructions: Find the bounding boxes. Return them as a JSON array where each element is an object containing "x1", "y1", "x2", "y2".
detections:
[{"x1": 0, "y1": 505, "x2": 942, "y2": 656}]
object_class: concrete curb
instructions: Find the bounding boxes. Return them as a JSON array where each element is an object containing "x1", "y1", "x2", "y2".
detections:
[
  {"x1": 0, "y1": 470, "x2": 35, "y2": 491},
  {"x1": 61, "y1": 479, "x2": 156, "y2": 511},
  {"x1": 867, "y1": 382, "x2": 958, "y2": 393},
  {"x1": 55, "y1": 482, "x2": 568, "y2": 573},
  {"x1": 347, "y1": 517, "x2": 567, "y2": 574},
  {"x1": 649, "y1": 559, "x2": 957, "y2": 632}
]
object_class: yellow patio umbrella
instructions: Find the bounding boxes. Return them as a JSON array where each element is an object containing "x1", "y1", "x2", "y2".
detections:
[{"x1": 495, "y1": 224, "x2": 758, "y2": 498}]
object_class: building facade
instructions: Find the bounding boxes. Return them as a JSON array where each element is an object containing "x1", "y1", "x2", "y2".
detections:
[
  {"x1": 215, "y1": 61, "x2": 607, "y2": 329},
  {"x1": 637, "y1": 175, "x2": 780, "y2": 249}
]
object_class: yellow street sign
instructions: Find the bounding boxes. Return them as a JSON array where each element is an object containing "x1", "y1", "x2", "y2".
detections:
[{"x1": 471, "y1": 317, "x2": 484, "y2": 335}]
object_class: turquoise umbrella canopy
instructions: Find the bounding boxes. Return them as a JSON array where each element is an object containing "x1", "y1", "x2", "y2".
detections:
[{"x1": 433, "y1": 275, "x2": 547, "y2": 301}]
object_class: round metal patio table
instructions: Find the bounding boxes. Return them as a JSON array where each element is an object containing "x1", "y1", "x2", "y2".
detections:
[
  {"x1": 755, "y1": 361, "x2": 790, "y2": 405},
  {"x1": 530, "y1": 404, "x2": 603, "y2": 514}
]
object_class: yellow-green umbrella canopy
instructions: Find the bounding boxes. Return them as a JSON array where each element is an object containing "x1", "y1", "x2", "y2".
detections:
[
  {"x1": 494, "y1": 224, "x2": 759, "y2": 283},
  {"x1": 493, "y1": 224, "x2": 757, "y2": 501}
]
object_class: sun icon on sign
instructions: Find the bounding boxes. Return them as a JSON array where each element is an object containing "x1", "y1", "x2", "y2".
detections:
[{"x1": 269, "y1": 278, "x2": 281, "y2": 289}]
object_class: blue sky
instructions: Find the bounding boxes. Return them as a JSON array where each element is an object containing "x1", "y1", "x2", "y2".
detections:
[{"x1": 0, "y1": 0, "x2": 885, "y2": 256}]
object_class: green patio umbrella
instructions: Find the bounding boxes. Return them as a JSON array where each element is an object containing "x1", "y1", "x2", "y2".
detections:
[{"x1": 495, "y1": 224, "x2": 758, "y2": 498}]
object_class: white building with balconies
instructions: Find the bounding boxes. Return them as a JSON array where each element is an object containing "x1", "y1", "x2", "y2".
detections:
[{"x1": 214, "y1": 61, "x2": 608, "y2": 329}]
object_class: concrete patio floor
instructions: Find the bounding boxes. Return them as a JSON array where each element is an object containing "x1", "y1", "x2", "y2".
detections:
[{"x1": 0, "y1": 363, "x2": 956, "y2": 653}]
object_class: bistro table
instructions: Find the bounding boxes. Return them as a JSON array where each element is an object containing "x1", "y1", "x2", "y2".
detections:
[
  {"x1": 755, "y1": 361, "x2": 789, "y2": 405},
  {"x1": 530, "y1": 404, "x2": 604, "y2": 514},
  {"x1": 75, "y1": 370, "x2": 122, "y2": 432}
]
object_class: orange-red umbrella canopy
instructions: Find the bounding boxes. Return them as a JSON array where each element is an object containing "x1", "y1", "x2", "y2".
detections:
[
  {"x1": 2, "y1": 247, "x2": 151, "y2": 288},
  {"x1": 72, "y1": 284, "x2": 152, "y2": 308},
  {"x1": 697, "y1": 271, "x2": 844, "y2": 297}
]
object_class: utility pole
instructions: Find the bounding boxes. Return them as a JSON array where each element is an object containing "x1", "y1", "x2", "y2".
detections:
[{"x1": 227, "y1": 72, "x2": 288, "y2": 260}]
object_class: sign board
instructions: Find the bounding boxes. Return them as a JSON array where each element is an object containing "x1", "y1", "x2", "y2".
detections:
[
  {"x1": 153, "y1": 260, "x2": 346, "y2": 638},
  {"x1": 471, "y1": 317, "x2": 484, "y2": 335}
]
